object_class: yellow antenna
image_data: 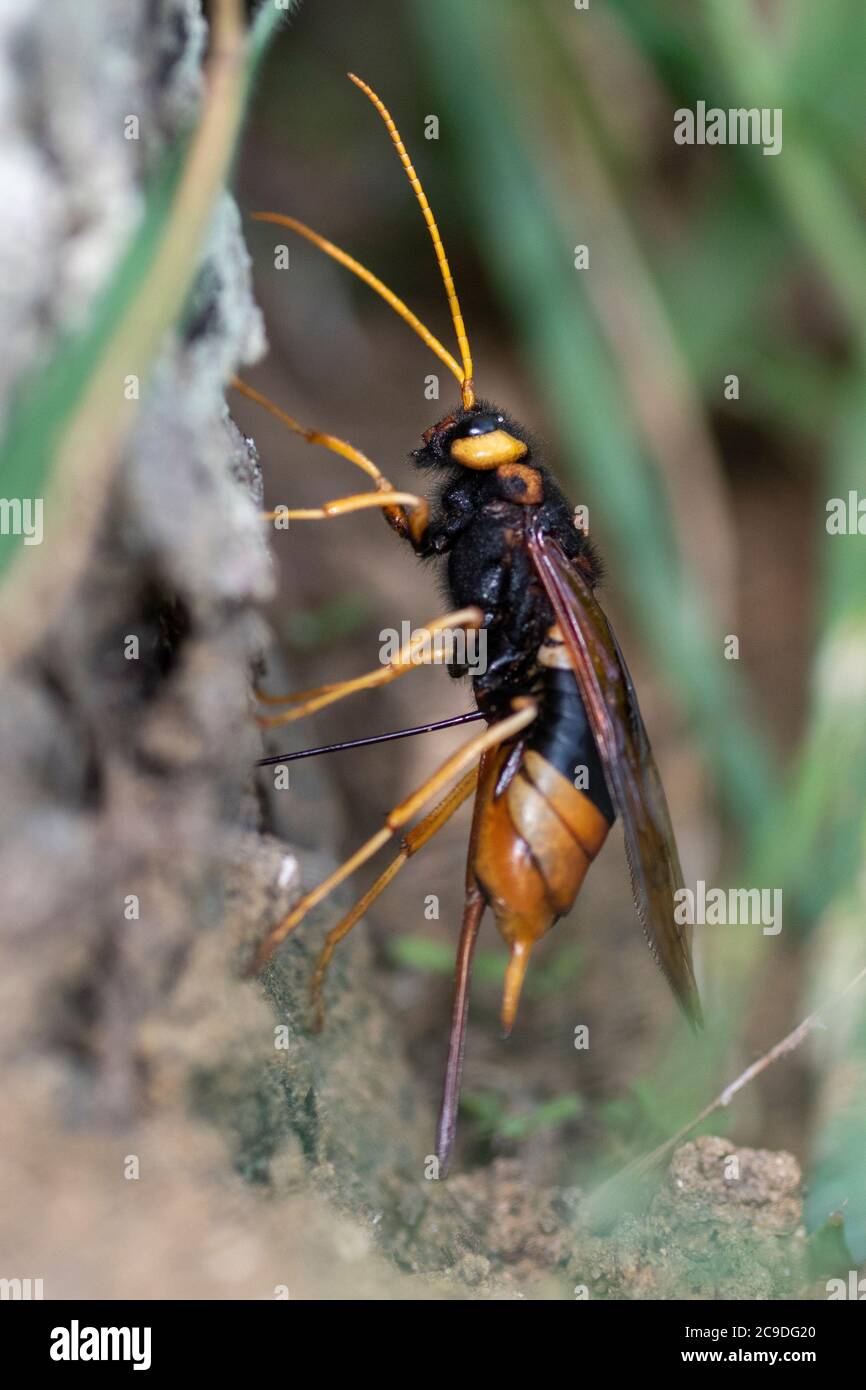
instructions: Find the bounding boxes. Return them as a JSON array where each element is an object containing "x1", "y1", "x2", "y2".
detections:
[
  {"x1": 250, "y1": 212, "x2": 463, "y2": 387},
  {"x1": 347, "y1": 73, "x2": 476, "y2": 409}
]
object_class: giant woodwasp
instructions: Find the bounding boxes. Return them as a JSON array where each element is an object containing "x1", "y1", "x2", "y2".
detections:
[{"x1": 234, "y1": 74, "x2": 701, "y2": 1169}]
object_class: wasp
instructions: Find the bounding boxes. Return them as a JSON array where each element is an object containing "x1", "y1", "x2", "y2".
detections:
[{"x1": 235, "y1": 74, "x2": 701, "y2": 1169}]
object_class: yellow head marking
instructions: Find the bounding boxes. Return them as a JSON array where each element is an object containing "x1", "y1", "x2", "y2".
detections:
[{"x1": 449, "y1": 430, "x2": 528, "y2": 469}]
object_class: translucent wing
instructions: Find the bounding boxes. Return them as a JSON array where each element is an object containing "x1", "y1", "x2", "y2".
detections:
[{"x1": 528, "y1": 524, "x2": 701, "y2": 1026}]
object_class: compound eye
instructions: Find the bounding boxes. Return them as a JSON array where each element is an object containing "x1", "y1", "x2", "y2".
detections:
[{"x1": 453, "y1": 411, "x2": 502, "y2": 439}]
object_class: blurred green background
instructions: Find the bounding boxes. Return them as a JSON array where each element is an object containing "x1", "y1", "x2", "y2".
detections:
[{"x1": 229, "y1": 0, "x2": 866, "y2": 1252}]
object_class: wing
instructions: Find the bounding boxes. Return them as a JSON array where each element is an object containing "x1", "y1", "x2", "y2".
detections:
[{"x1": 528, "y1": 524, "x2": 701, "y2": 1027}]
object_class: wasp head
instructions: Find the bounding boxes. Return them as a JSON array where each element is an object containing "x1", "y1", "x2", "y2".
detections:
[{"x1": 412, "y1": 400, "x2": 533, "y2": 472}]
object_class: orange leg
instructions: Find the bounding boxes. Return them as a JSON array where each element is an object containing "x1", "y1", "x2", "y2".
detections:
[
  {"x1": 255, "y1": 607, "x2": 483, "y2": 728},
  {"x1": 264, "y1": 489, "x2": 429, "y2": 544},
  {"x1": 251, "y1": 699, "x2": 537, "y2": 973},
  {"x1": 253, "y1": 677, "x2": 349, "y2": 707},
  {"x1": 232, "y1": 376, "x2": 427, "y2": 544},
  {"x1": 309, "y1": 766, "x2": 479, "y2": 1031}
]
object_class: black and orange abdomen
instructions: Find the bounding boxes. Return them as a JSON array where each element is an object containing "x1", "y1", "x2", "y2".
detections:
[{"x1": 471, "y1": 654, "x2": 616, "y2": 1029}]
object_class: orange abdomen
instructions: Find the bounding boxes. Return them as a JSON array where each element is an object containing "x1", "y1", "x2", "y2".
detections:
[{"x1": 471, "y1": 741, "x2": 611, "y2": 1029}]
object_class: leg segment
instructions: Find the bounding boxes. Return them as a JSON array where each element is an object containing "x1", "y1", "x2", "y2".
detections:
[
  {"x1": 254, "y1": 677, "x2": 348, "y2": 707},
  {"x1": 256, "y1": 606, "x2": 483, "y2": 728},
  {"x1": 309, "y1": 765, "x2": 479, "y2": 1031},
  {"x1": 251, "y1": 699, "x2": 537, "y2": 973},
  {"x1": 232, "y1": 376, "x2": 428, "y2": 544},
  {"x1": 265, "y1": 488, "x2": 429, "y2": 543}
]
